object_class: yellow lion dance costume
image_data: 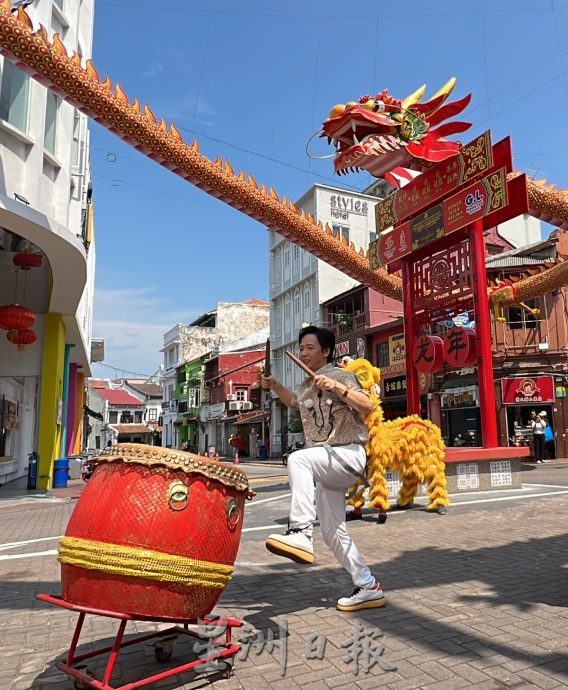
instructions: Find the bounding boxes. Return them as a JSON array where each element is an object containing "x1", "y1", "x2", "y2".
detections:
[{"x1": 342, "y1": 358, "x2": 449, "y2": 516}]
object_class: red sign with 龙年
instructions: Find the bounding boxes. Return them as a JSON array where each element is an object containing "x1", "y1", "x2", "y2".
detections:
[{"x1": 501, "y1": 376, "x2": 555, "y2": 405}]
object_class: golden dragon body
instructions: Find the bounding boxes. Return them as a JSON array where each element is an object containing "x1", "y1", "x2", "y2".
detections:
[{"x1": 0, "y1": 4, "x2": 567, "y2": 306}]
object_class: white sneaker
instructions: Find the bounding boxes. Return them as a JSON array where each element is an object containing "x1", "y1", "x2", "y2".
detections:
[
  {"x1": 337, "y1": 584, "x2": 386, "y2": 612},
  {"x1": 265, "y1": 528, "x2": 314, "y2": 564}
]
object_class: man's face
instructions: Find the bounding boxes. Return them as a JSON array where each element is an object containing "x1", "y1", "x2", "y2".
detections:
[{"x1": 299, "y1": 333, "x2": 329, "y2": 371}]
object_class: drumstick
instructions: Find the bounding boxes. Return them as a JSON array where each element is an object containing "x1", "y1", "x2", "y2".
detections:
[{"x1": 285, "y1": 350, "x2": 315, "y2": 379}]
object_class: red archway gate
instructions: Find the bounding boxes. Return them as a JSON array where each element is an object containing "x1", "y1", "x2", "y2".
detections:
[{"x1": 370, "y1": 131, "x2": 529, "y2": 449}]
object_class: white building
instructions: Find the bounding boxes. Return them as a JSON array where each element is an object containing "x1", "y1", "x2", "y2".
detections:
[
  {"x1": 160, "y1": 300, "x2": 269, "y2": 449},
  {"x1": 0, "y1": 1, "x2": 99, "y2": 487},
  {"x1": 268, "y1": 183, "x2": 384, "y2": 455}
]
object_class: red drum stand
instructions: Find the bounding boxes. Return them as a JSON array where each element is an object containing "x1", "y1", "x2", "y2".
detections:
[{"x1": 37, "y1": 594, "x2": 242, "y2": 690}]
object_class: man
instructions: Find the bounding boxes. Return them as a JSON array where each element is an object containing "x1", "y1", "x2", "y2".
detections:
[
  {"x1": 531, "y1": 410, "x2": 548, "y2": 463},
  {"x1": 261, "y1": 325, "x2": 385, "y2": 612}
]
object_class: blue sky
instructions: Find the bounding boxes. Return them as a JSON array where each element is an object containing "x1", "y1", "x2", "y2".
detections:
[{"x1": 89, "y1": 0, "x2": 568, "y2": 379}]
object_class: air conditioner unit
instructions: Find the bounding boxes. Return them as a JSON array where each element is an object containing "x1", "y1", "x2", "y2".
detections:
[
  {"x1": 229, "y1": 401, "x2": 242, "y2": 411},
  {"x1": 226, "y1": 393, "x2": 236, "y2": 401},
  {"x1": 169, "y1": 400, "x2": 178, "y2": 412},
  {"x1": 241, "y1": 401, "x2": 253, "y2": 411}
]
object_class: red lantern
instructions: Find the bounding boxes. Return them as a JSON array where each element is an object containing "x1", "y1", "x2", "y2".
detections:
[
  {"x1": 444, "y1": 327, "x2": 477, "y2": 368},
  {"x1": 7, "y1": 328, "x2": 37, "y2": 351},
  {"x1": 13, "y1": 252, "x2": 43, "y2": 270},
  {"x1": 413, "y1": 335, "x2": 445, "y2": 373},
  {"x1": 0, "y1": 304, "x2": 36, "y2": 331}
]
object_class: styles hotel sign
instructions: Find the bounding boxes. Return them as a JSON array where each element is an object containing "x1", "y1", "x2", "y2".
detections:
[{"x1": 501, "y1": 377, "x2": 555, "y2": 405}]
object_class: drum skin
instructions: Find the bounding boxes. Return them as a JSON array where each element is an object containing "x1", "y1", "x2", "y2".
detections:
[{"x1": 59, "y1": 445, "x2": 249, "y2": 620}]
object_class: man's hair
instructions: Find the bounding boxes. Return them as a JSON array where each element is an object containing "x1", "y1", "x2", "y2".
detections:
[{"x1": 298, "y1": 325, "x2": 335, "y2": 363}]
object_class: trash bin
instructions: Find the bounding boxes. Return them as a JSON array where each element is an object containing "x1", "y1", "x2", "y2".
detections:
[
  {"x1": 259, "y1": 444, "x2": 267, "y2": 461},
  {"x1": 53, "y1": 458, "x2": 69, "y2": 488},
  {"x1": 27, "y1": 451, "x2": 38, "y2": 490}
]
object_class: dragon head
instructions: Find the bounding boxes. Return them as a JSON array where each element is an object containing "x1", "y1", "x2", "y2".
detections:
[{"x1": 321, "y1": 78, "x2": 472, "y2": 179}]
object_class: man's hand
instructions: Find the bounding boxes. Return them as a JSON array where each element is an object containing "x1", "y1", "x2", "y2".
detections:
[
  {"x1": 261, "y1": 375, "x2": 278, "y2": 390},
  {"x1": 313, "y1": 374, "x2": 339, "y2": 393}
]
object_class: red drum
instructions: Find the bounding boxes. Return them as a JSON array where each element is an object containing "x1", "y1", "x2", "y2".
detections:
[{"x1": 59, "y1": 444, "x2": 251, "y2": 620}]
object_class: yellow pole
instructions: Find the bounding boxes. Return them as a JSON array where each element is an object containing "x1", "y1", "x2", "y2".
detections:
[
  {"x1": 37, "y1": 313, "x2": 65, "y2": 489},
  {"x1": 73, "y1": 372, "x2": 84, "y2": 455}
]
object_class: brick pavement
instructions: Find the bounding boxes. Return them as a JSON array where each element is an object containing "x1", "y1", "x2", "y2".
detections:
[{"x1": 0, "y1": 476, "x2": 567, "y2": 689}]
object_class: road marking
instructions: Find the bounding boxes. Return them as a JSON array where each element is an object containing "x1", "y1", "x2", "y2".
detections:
[
  {"x1": 0, "y1": 549, "x2": 58, "y2": 561},
  {"x1": 247, "y1": 493, "x2": 291, "y2": 507},
  {"x1": 524, "y1": 482, "x2": 568, "y2": 489},
  {"x1": 242, "y1": 487, "x2": 568, "y2": 532},
  {"x1": 248, "y1": 475, "x2": 288, "y2": 485},
  {"x1": 0, "y1": 535, "x2": 63, "y2": 551}
]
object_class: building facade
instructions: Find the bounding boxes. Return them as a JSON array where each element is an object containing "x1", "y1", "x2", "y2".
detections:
[
  {"x1": 268, "y1": 183, "x2": 383, "y2": 455},
  {"x1": 0, "y1": 0, "x2": 99, "y2": 487}
]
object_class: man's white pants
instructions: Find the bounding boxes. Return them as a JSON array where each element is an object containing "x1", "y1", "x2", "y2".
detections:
[{"x1": 287, "y1": 444, "x2": 375, "y2": 589}]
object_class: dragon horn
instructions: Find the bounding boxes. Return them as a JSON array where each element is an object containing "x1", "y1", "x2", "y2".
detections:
[
  {"x1": 428, "y1": 77, "x2": 456, "y2": 105},
  {"x1": 401, "y1": 84, "x2": 426, "y2": 111}
]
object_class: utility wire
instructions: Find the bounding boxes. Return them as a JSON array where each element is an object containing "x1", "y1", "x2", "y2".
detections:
[{"x1": 95, "y1": 362, "x2": 155, "y2": 379}]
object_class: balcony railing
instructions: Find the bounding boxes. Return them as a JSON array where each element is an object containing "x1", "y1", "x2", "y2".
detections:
[{"x1": 353, "y1": 313, "x2": 368, "y2": 331}]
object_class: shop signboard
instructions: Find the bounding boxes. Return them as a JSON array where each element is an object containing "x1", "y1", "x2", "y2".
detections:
[
  {"x1": 501, "y1": 376, "x2": 555, "y2": 405},
  {"x1": 374, "y1": 131, "x2": 493, "y2": 232},
  {"x1": 388, "y1": 333, "x2": 406, "y2": 365},
  {"x1": 370, "y1": 167, "x2": 508, "y2": 268},
  {"x1": 384, "y1": 376, "x2": 407, "y2": 398}
]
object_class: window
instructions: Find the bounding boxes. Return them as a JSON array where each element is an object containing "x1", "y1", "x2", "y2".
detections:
[
  {"x1": 134, "y1": 411, "x2": 143, "y2": 423},
  {"x1": 71, "y1": 109, "x2": 81, "y2": 166},
  {"x1": 148, "y1": 408, "x2": 158, "y2": 421},
  {"x1": 167, "y1": 384, "x2": 174, "y2": 401},
  {"x1": 507, "y1": 299, "x2": 538, "y2": 330},
  {"x1": 284, "y1": 294, "x2": 291, "y2": 322},
  {"x1": 44, "y1": 91, "x2": 59, "y2": 154},
  {"x1": 332, "y1": 225, "x2": 350, "y2": 244},
  {"x1": 0, "y1": 59, "x2": 30, "y2": 131},
  {"x1": 376, "y1": 341, "x2": 390, "y2": 368},
  {"x1": 294, "y1": 289, "x2": 300, "y2": 314},
  {"x1": 293, "y1": 244, "x2": 299, "y2": 261},
  {"x1": 95, "y1": 435, "x2": 101, "y2": 449},
  {"x1": 284, "y1": 244, "x2": 290, "y2": 268},
  {"x1": 120, "y1": 411, "x2": 133, "y2": 423},
  {"x1": 236, "y1": 388, "x2": 248, "y2": 402},
  {"x1": 303, "y1": 285, "x2": 310, "y2": 310},
  {"x1": 53, "y1": 0, "x2": 64, "y2": 9},
  {"x1": 177, "y1": 369, "x2": 186, "y2": 385},
  {"x1": 108, "y1": 411, "x2": 118, "y2": 423},
  {"x1": 51, "y1": 12, "x2": 66, "y2": 39}
]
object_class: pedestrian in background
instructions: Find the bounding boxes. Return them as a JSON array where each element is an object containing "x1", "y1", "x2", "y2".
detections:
[{"x1": 531, "y1": 410, "x2": 548, "y2": 463}]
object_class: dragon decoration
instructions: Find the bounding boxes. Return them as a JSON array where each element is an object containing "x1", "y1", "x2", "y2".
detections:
[{"x1": 1, "y1": 3, "x2": 568, "y2": 310}]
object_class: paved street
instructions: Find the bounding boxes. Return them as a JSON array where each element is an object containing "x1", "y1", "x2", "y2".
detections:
[{"x1": 1, "y1": 461, "x2": 568, "y2": 689}]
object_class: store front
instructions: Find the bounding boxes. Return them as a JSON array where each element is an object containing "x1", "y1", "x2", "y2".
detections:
[
  {"x1": 501, "y1": 376, "x2": 556, "y2": 459},
  {"x1": 440, "y1": 386, "x2": 481, "y2": 447}
]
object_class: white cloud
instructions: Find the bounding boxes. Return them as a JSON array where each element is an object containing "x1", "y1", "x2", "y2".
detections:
[
  {"x1": 91, "y1": 286, "x2": 199, "y2": 378},
  {"x1": 144, "y1": 63, "x2": 164, "y2": 78}
]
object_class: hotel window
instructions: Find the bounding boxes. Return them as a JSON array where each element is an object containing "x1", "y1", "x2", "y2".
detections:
[
  {"x1": 332, "y1": 225, "x2": 350, "y2": 244},
  {"x1": 0, "y1": 59, "x2": 30, "y2": 132},
  {"x1": 45, "y1": 91, "x2": 59, "y2": 153}
]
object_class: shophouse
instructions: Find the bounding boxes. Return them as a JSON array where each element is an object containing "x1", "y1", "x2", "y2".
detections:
[{"x1": 0, "y1": 1, "x2": 99, "y2": 487}]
